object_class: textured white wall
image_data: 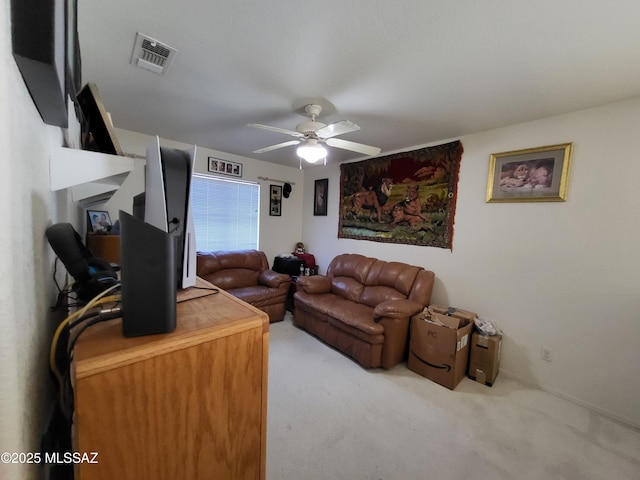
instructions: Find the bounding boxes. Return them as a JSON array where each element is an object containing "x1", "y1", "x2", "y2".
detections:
[
  {"x1": 302, "y1": 98, "x2": 640, "y2": 427},
  {"x1": 1, "y1": 1, "x2": 74, "y2": 478},
  {"x1": 105, "y1": 128, "x2": 304, "y2": 265}
]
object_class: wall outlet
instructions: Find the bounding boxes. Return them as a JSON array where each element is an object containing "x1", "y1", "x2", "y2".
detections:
[{"x1": 541, "y1": 346, "x2": 553, "y2": 362}]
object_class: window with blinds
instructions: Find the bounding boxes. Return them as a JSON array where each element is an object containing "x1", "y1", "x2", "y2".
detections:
[{"x1": 191, "y1": 174, "x2": 260, "y2": 252}]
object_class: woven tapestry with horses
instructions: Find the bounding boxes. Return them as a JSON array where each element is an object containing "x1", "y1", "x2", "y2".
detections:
[{"x1": 338, "y1": 140, "x2": 463, "y2": 249}]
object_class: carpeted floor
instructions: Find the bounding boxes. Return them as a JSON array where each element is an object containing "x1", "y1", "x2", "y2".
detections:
[{"x1": 266, "y1": 314, "x2": 640, "y2": 480}]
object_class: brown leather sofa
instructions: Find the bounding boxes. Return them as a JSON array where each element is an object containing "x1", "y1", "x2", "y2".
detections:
[
  {"x1": 196, "y1": 250, "x2": 292, "y2": 323},
  {"x1": 293, "y1": 253, "x2": 435, "y2": 369}
]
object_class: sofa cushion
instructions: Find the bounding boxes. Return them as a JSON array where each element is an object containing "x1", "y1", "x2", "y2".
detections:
[
  {"x1": 204, "y1": 268, "x2": 260, "y2": 290},
  {"x1": 259, "y1": 269, "x2": 290, "y2": 288},
  {"x1": 295, "y1": 291, "x2": 383, "y2": 342},
  {"x1": 326, "y1": 315, "x2": 384, "y2": 345},
  {"x1": 294, "y1": 291, "x2": 336, "y2": 316},
  {"x1": 230, "y1": 285, "x2": 286, "y2": 308},
  {"x1": 366, "y1": 260, "x2": 422, "y2": 296},
  {"x1": 217, "y1": 250, "x2": 269, "y2": 271},
  {"x1": 327, "y1": 254, "x2": 376, "y2": 284},
  {"x1": 325, "y1": 300, "x2": 383, "y2": 339},
  {"x1": 197, "y1": 249, "x2": 268, "y2": 272},
  {"x1": 359, "y1": 286, "x2": 406, "y2": 308},
  {"x1": 296, "y1": 275, "x2": 331, "y2": 294},
  {"x1": 374, "y1": 299, "x2": 424, "y2": 319},
  {"x1": 407, "y1": 269, "x2": 436, "y2": 305},
  {"x1": 331, "y1": 276, "x2": 364, "y2": 302}
]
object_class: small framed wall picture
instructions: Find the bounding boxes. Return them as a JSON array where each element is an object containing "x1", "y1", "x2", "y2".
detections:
[
  {"x1": 270, "y1": 185, "x2": 282, "y2": 216},
  {"x1": 314, "y1": 178, "x2": 328, "y2": 216},
  {"x1": 87, "y1": 210, "x2": 112, "y2": 232},
  {"x1": 208, "y1": 157, "x2": 242, "y2": 177}
]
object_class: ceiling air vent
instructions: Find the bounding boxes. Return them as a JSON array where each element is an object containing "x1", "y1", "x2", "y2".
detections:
[{"x1": 130, "y1": 32, "x2": 177, "y2": 75}]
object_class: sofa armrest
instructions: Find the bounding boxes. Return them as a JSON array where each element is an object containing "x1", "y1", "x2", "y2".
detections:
[
  {"x1": 296, "y1": 275, "x2": 331, "y2": 294},
  {"x1": 374, "y1": 299, "x2": 423, "y2": 321},
  {"x1": 258, "y1": 269, "x2": 291, "y2": 288},
  {"x1": 375, "y1": 300, "x2": 423, "y2": 369}
]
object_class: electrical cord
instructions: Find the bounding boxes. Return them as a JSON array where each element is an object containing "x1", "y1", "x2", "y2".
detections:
[
  {"x1": 177, "y1": 285, "x2": 220, "y2": 303},
  {"x1": 58, "y1": 308, "x2": 122, "y2": 417},
  {"x1": 68, "y1": 302, "x2": 120, "y2": 329},
  {"x1": 51, "y1": 257, "x2": 79, "y2": 311},
  {"x1": 51, "y1": 302, "x2": 122, "y2": 418},
  {"x1": 53, "y1": 257, "x2": 62, "y2": 293},
  {"x1": 67, "y1": 307, "x2": 123, "y2": 356},
  {"x1": 49, "y1": 284, "x2": 122, "y2": 395},
  {"x1": 192, "y1": 285, "x2": 219, "y2": 291},
  {"x1": 49, "y1": 293, "x2": 121, "y2": 388},
  {"x1": 191, "y1": 286, "x2": 220, "y2": 293}
]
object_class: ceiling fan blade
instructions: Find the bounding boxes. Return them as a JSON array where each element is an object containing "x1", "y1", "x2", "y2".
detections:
[
  {"x1": 315, "y1": 120, "x2": 360, "y2": 139},
  {"x1": 253, "y1": 140, "x2": 301, "y2": 154},
  {"x1": 326, "y1": 138, "x2": 381, "y2": 156},
  {"x1": 247, "y1": 123, "x2": 303, "y2": 138}
]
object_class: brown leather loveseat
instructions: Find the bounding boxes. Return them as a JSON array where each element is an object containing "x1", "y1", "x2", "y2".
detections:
[
  {"x1": 196, "y1": 250, "x2": 291, "y2": 323},
  {"x1": 293, "y1": 253, "x2": 435, "y2": 369}
]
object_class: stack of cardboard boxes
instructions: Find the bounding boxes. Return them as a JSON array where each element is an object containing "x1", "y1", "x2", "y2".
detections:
[
  {"x1": 468, "y1": 331, "x2": 502, "y2": 387},
  {"x1": 408, "y1": 305, "x2": 502, "y2": 390}
]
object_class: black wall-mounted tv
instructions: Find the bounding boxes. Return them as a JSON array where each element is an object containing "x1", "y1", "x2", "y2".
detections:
[{"x1": 11, "y1": 0, "x2": 68, "y2": 127}]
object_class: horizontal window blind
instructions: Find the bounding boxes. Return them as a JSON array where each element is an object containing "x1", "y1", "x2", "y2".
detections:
[{"x1": 191, "y1": 174, "x2": 259, "y2": 252}]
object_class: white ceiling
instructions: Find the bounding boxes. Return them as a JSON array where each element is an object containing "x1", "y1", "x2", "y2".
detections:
[{"x1": 78, "y1": 0, "x2": 640, "y2": 167}]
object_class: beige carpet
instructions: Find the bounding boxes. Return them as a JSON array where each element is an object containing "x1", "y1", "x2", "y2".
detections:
[{"x1": 266, "y1": 314, "x2": 640, "y2": 480}]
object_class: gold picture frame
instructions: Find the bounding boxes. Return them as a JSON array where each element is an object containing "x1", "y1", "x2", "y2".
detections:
[{"x1": 486, "y1": 143, "x2": 572, "y2": 202}]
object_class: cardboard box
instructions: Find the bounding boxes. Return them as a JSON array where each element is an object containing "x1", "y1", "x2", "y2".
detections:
[
  {"x1": 408, "y1": 314, "x2": 474, "y2": 390},
  {"x1": 429, "y1": 305, "x2": 477, "y2": 323},
  {"x1": 468, "y1": 331, "x2": 502, "y2": 386}
]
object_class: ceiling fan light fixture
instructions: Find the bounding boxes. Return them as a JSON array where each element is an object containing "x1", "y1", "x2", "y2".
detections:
[
  {"x1": 248, "y1": 102, "x2": 379, "y2": 164},
  {"x1": 296, "y1": 142, "x2": 327, "y2": 163}
]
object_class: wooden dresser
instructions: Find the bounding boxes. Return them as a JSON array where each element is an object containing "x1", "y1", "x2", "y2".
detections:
[
  {"x1": 86, "y1": 234, "x2": 121, "y2": 264},
  {"x1": 72, "y1": 283, "x2": 269, "y2": 480}
]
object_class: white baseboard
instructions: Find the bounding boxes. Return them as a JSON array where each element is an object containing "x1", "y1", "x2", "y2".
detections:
[{"x1": 499, "y1": 369, "x2": 640, "y2": 430}]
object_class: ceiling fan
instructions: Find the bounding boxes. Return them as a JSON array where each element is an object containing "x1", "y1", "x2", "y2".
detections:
[{"x1": 248, "y1": 104, "x2": 381, "y2": 164}]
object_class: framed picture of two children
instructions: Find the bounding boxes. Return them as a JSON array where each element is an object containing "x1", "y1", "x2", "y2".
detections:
[{"x1": 486, "y1": 143, "x2": 572, "y2": 202}]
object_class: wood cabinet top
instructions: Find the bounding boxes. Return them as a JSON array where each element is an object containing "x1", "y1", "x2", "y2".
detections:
[{"x1": 73, "y1": 280, "x2": 268, "y2": 379}]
